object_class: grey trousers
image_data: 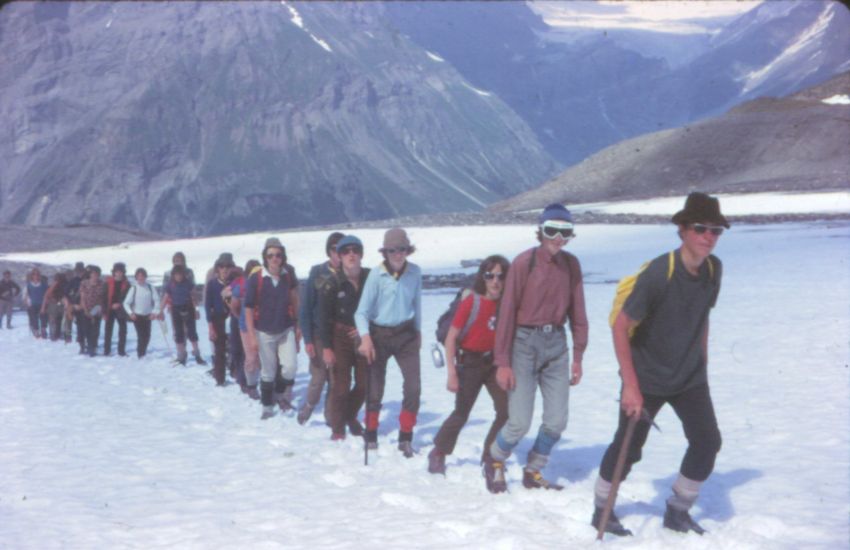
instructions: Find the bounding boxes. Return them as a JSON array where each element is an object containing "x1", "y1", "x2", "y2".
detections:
[
  {"x1": 490, "y1": 327, "x2": 571, "y2": 471},
  {"x1": 256, "y1": 328, "x2": 297, "y2": 383}
]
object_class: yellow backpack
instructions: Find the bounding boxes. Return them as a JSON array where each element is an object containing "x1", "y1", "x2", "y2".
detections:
[{"x1": 609, "y1": 251, "x2": 714, "y2": 337}]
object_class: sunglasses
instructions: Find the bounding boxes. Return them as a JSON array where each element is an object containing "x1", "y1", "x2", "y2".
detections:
[
  {"x1": 339, "y1": 246, "x2": 363, "y2": 256},
  {"x1": 384, "y1": 247, "x2": 410, "y2": 255},
  {"x1": 266, "y1": 252, "x2": 284, "y2": 259},
  {"x1": 691, "y1": 223, "x2": 724, "y2": 236},
  {"x1": 483, "y1": 272, "x2": 506, "y2": 281}
]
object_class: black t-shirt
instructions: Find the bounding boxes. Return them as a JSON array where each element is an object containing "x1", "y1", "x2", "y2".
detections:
[{"x1": 623, "y1": 250, "x2": 722, "y2": 396}]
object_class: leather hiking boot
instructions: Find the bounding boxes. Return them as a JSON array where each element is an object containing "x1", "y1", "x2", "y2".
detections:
[
  {"x1": 428, "y1": 448, "x2": 446, "y2": 475},
  {"x1": 663, "y1": 505, "x2": 706, "y2": 535},
  {"x1": 347, "y1": 418, "x2": 364, "y2": 437},
  {"x1": 260, "y1": 406, "x2": 276, "y2": 420},
  {"x1": 245, "y1": 385, "x2": 260, "y2": 400},
  {"x1": 276, "y1": 393, "x2": 295, "y2": 412},
  {"x1": 592, "y1": 507, "x2": 632, "y2": 537},
  {"x1": 398, "y1": 441, "x2": 416, "y2": 458},
  {"x1": 483, "y1": 458, "x2": 507, "y2": 494},
  {"x1": 365, "y1": 430, "x2": 378, "y2": 450},
  {"x1": 193, "y1": 351, "x2": 207, "y2": 366},
  {"x1": 522, "y1": 469, "x2": 564, "y2": 491},
  {"x1": 297, "y1": 404, "x2": 313, "y2": 425},
  {"x1": 331, "y1": 432, "x2": 345, "y2": 441}
]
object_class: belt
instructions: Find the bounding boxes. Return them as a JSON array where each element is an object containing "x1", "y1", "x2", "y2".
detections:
[
  {"x1": 518, "y1": 324, "x2": 564, "y2": 333},
  {"x1": 459, "y1": 348, "x2": 493, "y2": 359}
]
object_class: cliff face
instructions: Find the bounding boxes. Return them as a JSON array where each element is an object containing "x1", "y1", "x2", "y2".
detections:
[{"x1": 0, "y1": 2, "x2": 558, "y2": 236}]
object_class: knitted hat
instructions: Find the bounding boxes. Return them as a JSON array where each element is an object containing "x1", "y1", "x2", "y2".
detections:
[
  {"x1": 538, "y1": 203, "x2": 573, "y2": 225},
  {"x1": 336, "y1": 235, "x2": 364, "y2": 253},
  {"x1": 672, "y1": 192, "x2": 730, "y2": 228},
  {"x1": 382, "y1": 227, "x2": 410, "y2": 250}
]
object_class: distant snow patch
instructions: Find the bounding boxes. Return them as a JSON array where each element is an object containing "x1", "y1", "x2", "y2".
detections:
[
  {"x1": 282, "y1": 2, "x2": 304, "y2": 29},
  {"x1": 311, "y1": 35, "x2": 333, "y2": 52},
  {"x1": 426, "y1": 51, "x2": 445, "y2": 63},
  {"x1": 462, "y1": 82, "x2": 492, "y2": 97},
  {"x1": 822, "y1": 95, "x2": 850, "y2": 105},
  {"x1": 105, "y1": 19, "x2": 113, "y2": 29}
]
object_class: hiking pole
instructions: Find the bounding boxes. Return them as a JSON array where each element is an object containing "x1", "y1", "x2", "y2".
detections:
[
  {"x1": 158, "y1": 316, "x2": 173, "y2": 354},
  {"x1": 596, "y1": 414, "x2": 638, "y2": 541}
]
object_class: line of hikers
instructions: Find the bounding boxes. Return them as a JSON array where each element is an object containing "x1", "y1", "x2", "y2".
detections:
[{"x1": 3, "y1": 192, "x2": 729, "y2": 538}]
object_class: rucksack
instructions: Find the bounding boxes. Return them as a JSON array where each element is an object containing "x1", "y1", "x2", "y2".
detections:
[
  {"x1": 435, "y1": 289, "x2": 481, "y2": 347},
  {"x1": 609, "y1": 251, "x2": 714, "y2": 337}
]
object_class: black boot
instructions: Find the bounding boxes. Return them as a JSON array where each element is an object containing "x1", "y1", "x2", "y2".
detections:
[
  {"x1": 347, "y1": 418, "x2": 364, "y2": 437},
  {"x1": 428, "y1": 448, "x2": 446, "y2": 475},
  {"x1": 592, "y1": 507, "x2": 632, "y2": 537},
  {"x1": 663, "y1": 504, "x2": 706, "y2": 535},
  {"x1": 365, "y1": 429, "x2": 378, "y2": 450},
  {"x1": 397, "y1": 431, "x2": 415, "y2": 458}
]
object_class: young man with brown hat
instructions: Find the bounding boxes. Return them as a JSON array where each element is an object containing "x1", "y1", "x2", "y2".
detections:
[
  {"x1": 245, "y1": 237, "x2": 301, "y2": 420},
  {"x1": 297, "y1": 232, "x2": 345, "y2": 425},
  {"x1": 592, "y1": 192, "x2": 728, "y2": 537},
  {"x1": 484, "y1": 203, "x2": 587, "y2": 493},
  {"x1": 355, "y1": 227, "x2": 422, "y2": 457}
]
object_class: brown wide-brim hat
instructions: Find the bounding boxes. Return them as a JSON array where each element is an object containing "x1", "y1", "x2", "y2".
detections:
[
  {"x1": 672, "y1": 192, "x2": 730, "y2": 228},
  {"x1": 382, "y1": 227, "x2": 411, "y2": 250}
]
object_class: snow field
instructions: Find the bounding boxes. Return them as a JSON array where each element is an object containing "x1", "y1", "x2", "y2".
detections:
[{"x1": 1, "y1": 221, "x2": 848, "y2": 549}]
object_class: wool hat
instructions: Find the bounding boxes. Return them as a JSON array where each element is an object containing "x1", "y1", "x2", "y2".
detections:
[
  {"x1": 672, "y1": 192, "x2": 730, "y2": 228},
  {"x1": 112, "y1": 262, "x2": 126, "y2": 274},
  {"x1": 382, "y1": 227, "x2": 411, "y2": 250},
  {"x1": 215, "y1": 252, "x2": 235, "y2": 268},
  {"x1": 336, "y1": 235, "x2": 364, "y2": 253},
  {"x1": 538, "y1": 203, "x2": 573, "y2": 225}
]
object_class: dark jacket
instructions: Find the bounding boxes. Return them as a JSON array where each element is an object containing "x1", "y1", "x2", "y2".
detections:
[
  {"x1": 317, "y1": 268, "x2": 370, "y2": 349},
  {"x1": 244, "y1": 266, "x2": 299, "y2": 334},
  {"x1": 0, "y1": 279, "x2": 21, "y2": 302}
]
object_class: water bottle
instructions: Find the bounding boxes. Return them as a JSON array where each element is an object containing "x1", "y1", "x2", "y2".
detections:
[{"x1": 431, "y1": 343, "x2": 445, "y2": 368}]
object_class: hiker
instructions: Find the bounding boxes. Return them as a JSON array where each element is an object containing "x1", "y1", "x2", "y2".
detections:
[
  {"x1": 23, "y1": 268, "x2": 49, "y2": 339},
  {"x1": 79, "y1": 265, "x2": 107, "y2": 356},
  {"x1": 355, "y1": 227, "x2": 422, "y2": 458},
  {"x1": 318, "y1": 235, "x2": 369, "y2": 440},
  {"x1": 161, "y1": 264, "x2": 206, "y2": 366},
  {"x1": 244, "y1": 238, "x2": 301, "y2": 419},
  {"x1": 428, "y1": 255, "x2": 511, "y2": 475},
  {"x1": 222, "y1": 265, "x2": 246, "y2": 389},
  {"x1": 40, "y1": 272, "x2": 68, "y2": 341},
  {"x1": 297, "y1": 231, "x2": 345, "y2": 425},
  {"x1": 206, "y1": 256, "x2": 235, "y2": 386},
  {"x1": 483, "y1": 203, "x2": 588, "y2": 493},
  {"x1": 123, "y1": 267, "x2": 160, "y2": 358},
  {"x1": 103, "y1": 262, "x2": 131, "y2": 357},
  {"x1": 228, "y1": 259, "x2": 262, "y2": 399},
  {"x1": 0, "y1": 270, "x2": 22, "y2": 329},
  {"x1": 163, "y1": 251, "x2": 196, "y2": 288},
  {"x1": 592, "y1": 192, "x2": 727, "y2": 537},
  {"x1": 205, "y1": 252, "x2": 235, "y2": 284},
  {"x1": 66, "y1": 262, "x2": 87, "y2": 352}
]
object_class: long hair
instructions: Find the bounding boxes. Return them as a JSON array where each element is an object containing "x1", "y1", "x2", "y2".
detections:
[{"x1": 472, "y1": 255, "x2": 510, "y2": 296}]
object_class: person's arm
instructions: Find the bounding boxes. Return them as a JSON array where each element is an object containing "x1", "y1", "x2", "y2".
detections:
[
  {"x1": 227, "y1": 285, "x2": 241, "y2": 318},
  {"x1": 318, "y1": 279, "x2": 336, "y2": 367},
  {"x1": 244, "y1": 274, "x2": 258, "y2": 344},
  {"x1": 12, "y1": 281, "x2": 21, "y2": 297},
  {"x1": 355, "y1": 269, "x2": 379, "y2": 363},
  {"x1": 300, "y1": 266, "x2": 317, "y2": 349},
  {"x1": 613, "y1": 310, "x2": 642, "y2": 418},
  {"x1": 413, "y1": 267, "x2": 422, "y2": 347},
  {"x1": 123, "y1": 286, "x2": 136, "y2": 319},
  {"x1": 702, "y1": 320, "x2": 710, "y2": 365},
  {"x1": 566, "y1": 256, "x2": 588, "y2": 386},
  {"x1": 22, "y1": 284, "x2": 30, "y2": 308}
]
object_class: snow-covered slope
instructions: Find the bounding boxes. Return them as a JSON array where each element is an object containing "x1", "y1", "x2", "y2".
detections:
[{"x1": 1, "y1": 219, "x2": 848, "y2": 548}]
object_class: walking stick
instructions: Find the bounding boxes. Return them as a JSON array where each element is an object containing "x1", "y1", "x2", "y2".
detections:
[
  {"x1": 596, "y1": 414, "x2": 638, "y2": 541},
  {"x1": 158, "y1": 315, "x2": 173, "y2": 354}
]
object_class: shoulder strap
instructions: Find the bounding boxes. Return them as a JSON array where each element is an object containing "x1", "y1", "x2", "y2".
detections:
[
  {"x1": 457, "y1": 291, "x2": 479, "y2": 343},
  {"x1": 667, "y1": 251, "x2": 675, "y2": 281}
]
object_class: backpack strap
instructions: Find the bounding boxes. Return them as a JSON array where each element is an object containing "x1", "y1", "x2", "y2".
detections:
[{"x1": 457, "y1": 291, "x2": 480, "y2": 344}]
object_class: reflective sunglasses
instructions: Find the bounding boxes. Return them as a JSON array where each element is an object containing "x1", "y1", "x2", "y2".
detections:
[
  {"x1": 384, "y1": 246, "x2": 410, "y2": 255},
  {"x1": 691, "y1": 223, "x2": 724, "y2": 236},
  {"x1": 483, "y1": 272, "x2": 506, "y2": 281},
  {"x1": 339, "y1": 245, "x2": 363, "y2": 256},
  {"x1": 266, "y1": 252, "x2": 284, "y2": 259},
  {"x1": 540, "y1": 220, "x2": 575, "y2": 240}
]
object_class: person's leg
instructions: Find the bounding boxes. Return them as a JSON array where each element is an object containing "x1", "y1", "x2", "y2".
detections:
[
  {"x1": 27, "y1": 305, "x2": 38, "y2": 337},
  {"x1": 117, "y1": 315, "x2": 128, "y2": 355},
  {"x1": 300, "y1": 339, "x2": 328, "y2": 422},
  {"x1": 527, "y1": 333, "x2": 571, "y2": 474},
  {"x1": 38, "y1": 308, "x2": 48, "y2": 338},
  {"x1": 328, "y1": 329, "x2": 353, "y2": 436},
  {"x1": 490, "y1": 328, "x2": 539, "y2": 462},
  {"x1": 212, "y1": 315, "x2": 227, "y2": 385},
  {"x1": 88, "y1": 316, "x2": 102, "y2": 356},
  {"x1": 481, "y1": 361, "x2": 509, "y2": 463},
  {"x1": 256, "y1": 331, "x2": 279, "y2": 416},
  {"x1": 172, "y1": 309, "x2": 187, "y2": 362},
  {"x1": 394, "y1": 327, "x2": 421, "y2": 441},
  {"x1": 240, "y1": 330, "x2": 260, "y2": 391},
  {"x1": 364, "y1": 330, "x2": 390, "y2": 444},
  {"x1": 433, "y1": 354, "x2": 487, "y2": 455},
  {"x1": 103, "y1": 312, "x2": 115, "y2": 355}
]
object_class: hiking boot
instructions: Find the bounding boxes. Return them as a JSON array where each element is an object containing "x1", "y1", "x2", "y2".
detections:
[
  {"x1": 347, "y1": 418, "x2": 364, "y2": 437},
  {"x1": 522, "y1": 469, "x2": 564, "y2": 491},
  {"x1": 276, "y1": 393, "x2": 295, "y2": 412},
  {"x1": 331, "y1": 432, "x2": 345, "y2": 441},
  {"x1": 260, "y1": 406, "x2": 276, "y2": 420},
  {"x1": 398, "y1": 441, "x2": 416, "y2": 458},
  {"x1": 193, "y1": 351, "x2": 207, "y2": 366},
  {"x1": 297, "y1": 404, "x2": 313, "y2": 425},
  {"x1": 483, "y1": 458, "x2": 507, "y2": 494},
  {"x1": 245, "y1": 385, "x2": 260, "y2": 401},
  {"x1": 592, "y1": 507, "x2": 632, "y2": 537},
  {"x1": 365, "y1": 430, "x2": 378, "y2": 450},
  {"x1": 366, "y1": 440, "x2": 378, "y2": 450},
  {"x1": 428, "y1": 448, "x2": 446, "y2": 475},
  {"x1": 663, "y1": 505, "x2": 705, "y2": 535}
]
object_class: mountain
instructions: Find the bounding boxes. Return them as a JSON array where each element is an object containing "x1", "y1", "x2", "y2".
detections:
[
  {"x1": 0, "y1": 1, "x2": 559, "y2": 236},
  {"x1": 491, "y1": 71, "x2": 850, "y2": 211},
  {"x1": 385, "y1": 1, "x2": 850, "y2": 166}
]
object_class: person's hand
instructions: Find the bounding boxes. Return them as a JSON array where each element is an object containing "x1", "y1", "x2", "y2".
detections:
[
  {"x1": 620, "y1": 383, "x2": 644, "y2": 418},
  {"x1": 446, "y1": 370, "x2": 459, "y2": 393},
  {"x1": 306, "y1": 343, "x2": 315, "y2": 358},
  {"x1": 496, "y1": 366, "x2": 515, "y2": 392},
  {"x1": 347, "y1": 327, "x2": 359, "y2": 340},
  {"x1": 323, "y1": 348, "x2": 336, "y2": 368},
  {"x1": 358, "y1": 334, "x2": 375, "y2": 364},
  {"x1": 130, "y1": 314, "x2": 137, "y2": 322},
  {"x1": 570, "y1": 360, "x2": 583, "y2": 386},
  {"x1": 112, "y1": 303, "x2": 121, "y2": 310}
]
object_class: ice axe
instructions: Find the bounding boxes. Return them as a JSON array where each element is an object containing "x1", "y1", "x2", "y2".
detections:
[{"x1": 596, "y1": 408, "x2": 660, "y2": 541}]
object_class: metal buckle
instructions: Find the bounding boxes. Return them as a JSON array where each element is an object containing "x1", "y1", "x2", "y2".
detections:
[{"x1": 542, "y1": 324, "x2": 553, "y2": 333}]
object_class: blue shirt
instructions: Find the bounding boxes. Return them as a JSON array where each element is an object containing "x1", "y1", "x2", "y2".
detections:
[
  {"x1": 355, "y1": 261, "x2": 422, "y2": 334},
  {"x1": 230, "y1": 277, "x2": 248, "y2": 332},
  {"x1": 26, "y1": 279, "x2": 49, "y2": 307},
  {"x1": 165, "y1": 279, "x2": 194, "y2": 307},
  {"x1": 300, "y1": 261, "x2": 338, "y2": 345},
  {"x1": 205, "y1": 278, "x2": 228, "y2": 321}
]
